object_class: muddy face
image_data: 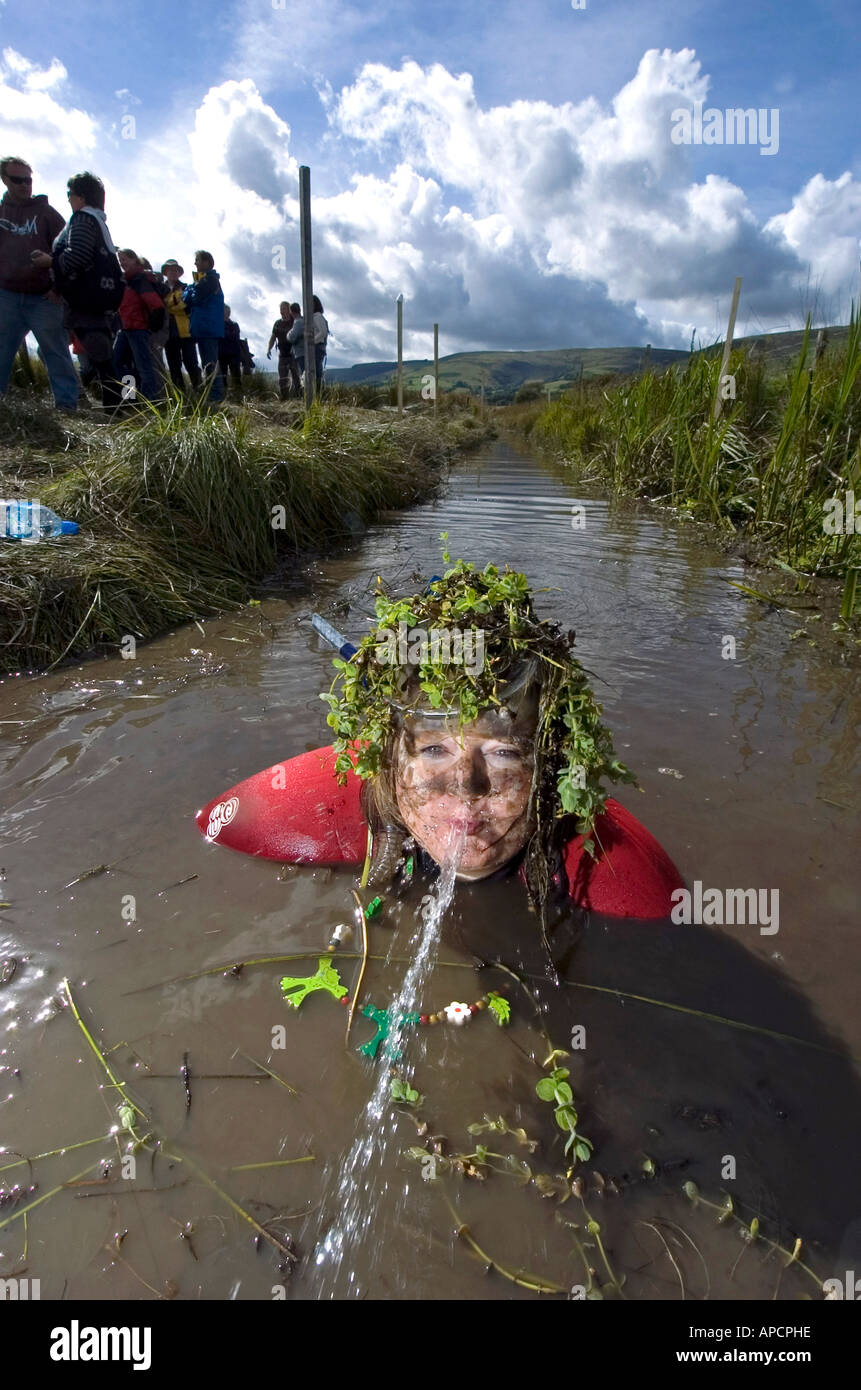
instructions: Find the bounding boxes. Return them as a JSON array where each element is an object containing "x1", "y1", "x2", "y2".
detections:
[{"x1": 394, "y1": 706, "x2": 536, "y2": 879}]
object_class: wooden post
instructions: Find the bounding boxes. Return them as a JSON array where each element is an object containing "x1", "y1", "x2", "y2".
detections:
[
  {"x1": 642, "y1": 343, "x2": 651, "y2": 373},
  {"x1": 396, "y1": 294, "x2": 403, "y2": 416},
  {"x1": 299, "y1": 166, "x2": 315, "y2": 408},
  {"x1": 815, "y1": 328, "x2": 828, "y2": 364},
  {"x1": 713, "y1": 276, "x2": 742, "y2": 420},
  {"x1": 433, "y1": 322, "x2": 439, "y2": 416}
]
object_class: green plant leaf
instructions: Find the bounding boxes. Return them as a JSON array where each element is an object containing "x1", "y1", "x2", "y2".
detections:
[{"x1": 486, "y1": 992, "x2": 511, "y2": 1026}]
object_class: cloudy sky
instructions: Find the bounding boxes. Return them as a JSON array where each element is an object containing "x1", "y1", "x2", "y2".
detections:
[{"x1": 1, "y1": 0, "x2": 858, "y2": 365}]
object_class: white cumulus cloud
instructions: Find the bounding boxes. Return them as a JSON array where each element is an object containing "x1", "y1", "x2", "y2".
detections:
[{"x1": 1, "y1": 45, "x2": 858, "y2": 363}]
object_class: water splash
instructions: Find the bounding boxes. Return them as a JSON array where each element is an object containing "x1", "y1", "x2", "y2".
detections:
[{"x1": 313, "y1": 822, "x2": 466, "y2": 1298}]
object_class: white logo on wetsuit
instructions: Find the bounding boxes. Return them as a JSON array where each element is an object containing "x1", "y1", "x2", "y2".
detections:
[{"x1": 207, "y1": 797, "x2": 239, "y2": 838}]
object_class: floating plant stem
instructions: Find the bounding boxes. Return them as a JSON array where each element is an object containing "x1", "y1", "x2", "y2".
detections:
[
  {"x1": 61, "y1": 978, "x2": 148, "y2": 1122},
  {"x1": 441, "y1": 1192, "x2": 566, "y2": 1294},
  {"x1": 228, "y1": 1157, "x2": 315, "y2": 1172},
  {"x1": 683, "y1": 1185, "x2": 823, "y2": 1289},
  {"x1": 123, "y1": 951, "x2": 476, "y2": 996},
  {"x1": 236, "y1": 1050, "x2": 298, "y2": 1095},
  {"x1": 0, "y1": 1161, "x2": 103, "y2": 1231},
  {"x1": 345, "y1": 889, "x2": 369, "y2": 1045},
  {"x1": 162, "y1": 1143, "x2": 296, "y2": 1263},
  {"x1": 0, "y1": 1134, "x2": 109, "y2": 1174},
  {"x1": 359, "y1": 825, "x2": 373, "y2": 890},
  {"x1": 579, "y1": 1203, "x2": 623, "y2": 1297},
  {"x1": 104, "y1": 1233, "x2": 170, "y2": 1300},
  {"x1": 558, "y1": 979, "x2": 848, "y2": 1058},
  {"x1": 637, "y1": 1220, "x2": 686, "y2": 1299}
]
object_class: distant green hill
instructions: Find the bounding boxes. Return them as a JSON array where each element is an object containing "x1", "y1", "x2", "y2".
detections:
[{"x1": 325, "y1": 327, "x2": 850, "y2": 402}]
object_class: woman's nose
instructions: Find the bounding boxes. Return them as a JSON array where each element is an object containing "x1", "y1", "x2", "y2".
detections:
[{"x1": 455, "y1": 754, "x2": 490, "y2": 798}]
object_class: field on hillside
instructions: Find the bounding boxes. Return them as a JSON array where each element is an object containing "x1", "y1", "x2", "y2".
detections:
[
  {"x1": 326, "y1": 327, "x2": 852, "y2": 402},
  {"x1": 500, "y1": 321, "x2": 860, "y2": 619}
]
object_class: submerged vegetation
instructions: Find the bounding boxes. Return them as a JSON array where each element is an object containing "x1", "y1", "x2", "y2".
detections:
[
  {"x1": 503, "y1": 319, "x2": 860, "y2": 618},
  {"x1": 0, "y1": 391, "x2": 493, "y2": 674},
  {"x1": 3, "y1": 954, "x2": 832, "y2": 1301}
]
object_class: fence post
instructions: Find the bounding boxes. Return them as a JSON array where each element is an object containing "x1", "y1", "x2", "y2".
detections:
[
  {"x1": 299, "y1": 166, "x2": 315, "y2": 408},
  {"x1": 396, "y1": 294, "x2": 404, "y2": 416},
  {"x1": 713, "y1": 276, "x2": 742, "y2": 420},
  {"x1": 642, "y1": 342, "x2": 651, "y2": 373},
  {"x1": 433, "y1": 322, "x2": 439, "y2": 416}
]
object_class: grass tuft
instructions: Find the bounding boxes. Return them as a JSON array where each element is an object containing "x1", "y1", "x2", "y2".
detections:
[{"x1": 1, "y1": 395, "x2": 492, "y2": 673}]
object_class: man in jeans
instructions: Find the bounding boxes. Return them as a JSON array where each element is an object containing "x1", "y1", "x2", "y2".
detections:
[
  {"x1": 0, "y1": 155, "x2": 79, "y2": 411},
  {"x1": 182, "y1": 250, "x2": 224, "y2": 403},
  {"x1": 266, "y1": 300, "x2": 301, "y2": 399}
]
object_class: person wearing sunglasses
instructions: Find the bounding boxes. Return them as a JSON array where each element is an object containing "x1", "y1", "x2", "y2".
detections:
[{"x1": 0, "y1": 156, "x2": 79, "y2": 412}]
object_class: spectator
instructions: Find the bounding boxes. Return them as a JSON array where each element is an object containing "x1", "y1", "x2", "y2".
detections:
[
  {"x1": 239, "y1": 336, "x2": 255, "y2": 374},
  {"x1": 219, "y1": 305, "x2": 242, "y2": 392},
  {"x1": 113, "y1": 248, "x2": 165, "y2": 402},
  {"x1": 161, "y1": 259, "x2": 200, "y2": 390},
  {"x1": 286, "y1": 301, "x2": 305, "y2": 383},
  {"x1": 139, "y1": 258, "x2": 170, "y2": 379},
  {"x1": 40, "y1": 170, "x2": 124, "y2": 412},
  {"x1": 312, "y1": 294, "x2": 329, "y2": 390},
  {"x1": 267, "y1": 299, "x2": 300, "y2": 399},
  {"x1": 182, "y1": 250, "x2": 224, "y2": 403},
  {"x1": 0, "y1": 155, "x2": 80, "y2": 411}
]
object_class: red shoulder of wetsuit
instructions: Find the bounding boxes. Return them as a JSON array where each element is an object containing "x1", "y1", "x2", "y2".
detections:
[
  {"x1": 556, "y1": 801, "x2": 684, "y2": 919},
  {"x1": 195, "y1": 744, "x2": 684, "y2": 919}
]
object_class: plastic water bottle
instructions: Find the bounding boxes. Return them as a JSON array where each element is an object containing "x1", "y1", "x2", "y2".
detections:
[{"x1": 1, "y1": 500, "x2": 78, "y2": 541}]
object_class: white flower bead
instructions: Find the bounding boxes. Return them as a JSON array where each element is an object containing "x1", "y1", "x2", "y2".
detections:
[{"x1": 444, "y1": 1001, "x2": 472, "y2": 1025}]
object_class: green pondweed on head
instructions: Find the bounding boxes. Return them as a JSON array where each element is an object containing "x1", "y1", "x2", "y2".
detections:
[{"x1": 321, "y1": 547, "x2": 636, "y2": 840}]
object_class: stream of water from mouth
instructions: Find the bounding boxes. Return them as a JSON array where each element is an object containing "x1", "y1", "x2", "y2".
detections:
[{"x1": 313, "y1": 825, "x2": 466, "y2": 1299}]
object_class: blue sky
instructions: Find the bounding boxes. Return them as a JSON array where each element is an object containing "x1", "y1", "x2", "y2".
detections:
[{"x1": 2, "y1": 0, "x2": 859, "y2": 363}]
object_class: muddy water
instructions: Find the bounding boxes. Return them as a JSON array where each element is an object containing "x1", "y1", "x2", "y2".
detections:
[{"x1": 1, "y1": 438, "x2": 858, "y2": 1302}]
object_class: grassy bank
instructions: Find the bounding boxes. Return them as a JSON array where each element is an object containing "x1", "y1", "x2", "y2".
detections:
[
  {"x1": 0, "y1": 392, "x2": 493, "y2": 674},
  {"x1": 502, "y1": 320, "x2": 860, "y2": 618}
]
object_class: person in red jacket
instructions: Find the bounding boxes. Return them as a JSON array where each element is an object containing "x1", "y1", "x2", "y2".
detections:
[{"x1": 113, "y1": 248, "x2": 165, "y2": 401}]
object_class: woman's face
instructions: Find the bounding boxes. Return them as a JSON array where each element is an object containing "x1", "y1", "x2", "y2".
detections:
[{"x1": 394, "y1": 707, "x2": 536, "y2": 879}]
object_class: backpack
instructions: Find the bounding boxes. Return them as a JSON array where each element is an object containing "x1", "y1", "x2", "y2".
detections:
[{"x1": 56, "y1": 212, "x2": 125, "y2": 314}]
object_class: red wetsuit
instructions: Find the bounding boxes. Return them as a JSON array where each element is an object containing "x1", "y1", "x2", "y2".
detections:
[{"x1": 195, "y1": 745, "x2": 684, "y2": 920}]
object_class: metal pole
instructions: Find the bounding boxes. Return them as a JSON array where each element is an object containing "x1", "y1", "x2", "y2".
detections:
[
  {"x1": 433, "y1": 322, "x2": 439, "y2": 416},
  {"x1": 299, "y1": 166, "x2": 315, "y2": 408},
  {"x1": 397, "y1": 294, "x2": 403, "y2": 416},
  {"x1": 713, "y1": 276, "x2": 742, "y2": 420}
]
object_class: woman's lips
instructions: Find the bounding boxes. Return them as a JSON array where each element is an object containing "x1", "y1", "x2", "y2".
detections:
[{"x1": 450, "y1": 816, "x2": 486, "y2": 835}]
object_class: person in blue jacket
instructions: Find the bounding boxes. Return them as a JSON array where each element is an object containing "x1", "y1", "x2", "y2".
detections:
[{"x1": 182, "y1": 250, "x2": 224, "y2": 402}]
